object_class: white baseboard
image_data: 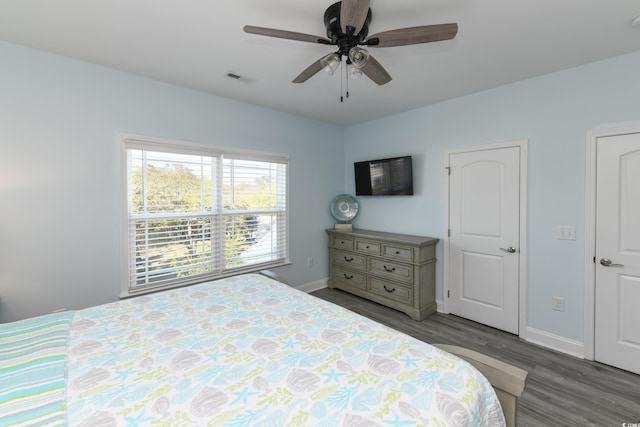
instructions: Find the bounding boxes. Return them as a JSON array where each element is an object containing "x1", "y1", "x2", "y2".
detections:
[
  {"x1": 434, "y1": 302, "x2": 584, "y2": 359},
  {"x1": 525, "y1": 327, "x2": 584, "y2": 359},
  {"x1": 297, "y1": 277, "x2": 328, "y2": 293}
]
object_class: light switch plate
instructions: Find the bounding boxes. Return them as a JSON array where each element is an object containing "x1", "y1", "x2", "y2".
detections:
[{"x1": 557, "y1": 226, "x2": 576, "y2": 240}]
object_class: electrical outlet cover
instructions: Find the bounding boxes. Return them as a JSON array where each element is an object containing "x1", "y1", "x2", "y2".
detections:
[{"x1": 552, "y1": 296, "x2": 565, "y2": 312}]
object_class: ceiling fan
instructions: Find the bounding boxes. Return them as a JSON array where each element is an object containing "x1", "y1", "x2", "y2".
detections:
[{"x1": 244, "y1": 0, "x2": 458, "y2": 86}]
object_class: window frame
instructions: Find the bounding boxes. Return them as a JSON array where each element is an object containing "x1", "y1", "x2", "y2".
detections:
[{"x1": 119, "y1": 133, "x2": 290, "y2": 298}]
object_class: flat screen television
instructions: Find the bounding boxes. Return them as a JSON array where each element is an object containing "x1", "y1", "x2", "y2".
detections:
[{"x1": 354, "y1": 155, "x2": 413, "y2": 196}]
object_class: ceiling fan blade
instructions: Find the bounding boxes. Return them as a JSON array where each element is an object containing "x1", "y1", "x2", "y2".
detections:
[
  {"x1": 367, "y1": 23, "x2": 458, "y2": 48},
  {"x1": 244, "y1": 25, "x2": 330, "y2": 44},
  {"x1": 292, "y1": 56, "x2": 326, "y2": 83},
  {"x1": 361, "y1": 55, "x2": 392, "y2": 86},
  {"x1": 340, "y1": 0, "x2": 371, "y2": 35}
]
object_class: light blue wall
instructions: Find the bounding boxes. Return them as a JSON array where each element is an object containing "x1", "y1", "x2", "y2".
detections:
[
  {"x1": 2, "y1": 38, "x2": 640, "y2": 345},
  {"x1": 344, "y1": 50, "x2": 640, "y2": 342},
  {"x1": 0, "y1": 41, "x2": 344, "y2": 322}
]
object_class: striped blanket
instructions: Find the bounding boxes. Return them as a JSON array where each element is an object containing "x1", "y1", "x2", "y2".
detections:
[{"x1": 0, "y1": 312, "x2": 73, "y2": 427}]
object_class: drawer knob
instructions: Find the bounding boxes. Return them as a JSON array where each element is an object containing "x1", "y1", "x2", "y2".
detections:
[
  {"x1": 344, "y1": 256, "x2": 354, "y2": 262},
  {"x1": 366, "y1": 245, "x2": 370, "y2": 249},
  {"x1": 383, "y1": 265, "x2": 396, "y2": 273},
  {"x1": 343, "y1": 273, "x2": 354, "y2": 280},
  {"x1": 383, "y1": 285, "x2": 396, "y2": 293},
  {"x1": 395, "y1": 251, "x2": 400, "y2": 254}
]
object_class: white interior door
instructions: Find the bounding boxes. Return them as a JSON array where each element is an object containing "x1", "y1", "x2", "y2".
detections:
[
  {"x1": 595, "y1": 132, "x2": 640, "y2": 375},
  {"x1": 448, "y1": 146, "x2": 520, "y2": 334}
]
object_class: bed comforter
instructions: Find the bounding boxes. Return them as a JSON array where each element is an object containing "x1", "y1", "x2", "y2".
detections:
[{"x1": 1, "y1": 273, "x2": 505, "y2": 426}]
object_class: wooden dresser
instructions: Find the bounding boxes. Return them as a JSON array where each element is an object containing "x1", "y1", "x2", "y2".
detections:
[{"x1": 326, "y1": 228, "x2": 439, "y2": 321}]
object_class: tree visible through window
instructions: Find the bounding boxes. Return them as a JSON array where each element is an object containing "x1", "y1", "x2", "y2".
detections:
[{"x1": 122, "y1": 137, "x2": 288, "y2": 296}]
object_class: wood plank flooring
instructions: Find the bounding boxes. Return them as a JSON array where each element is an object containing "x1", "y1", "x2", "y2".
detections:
[{"x1": 311, "y1": 288, "x2": 640, "y2": 427}]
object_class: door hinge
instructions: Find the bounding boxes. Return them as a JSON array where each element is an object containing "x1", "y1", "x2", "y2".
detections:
[
  {"x1": 447, "y1": 290, "x2": 450, "y2": 298},
  {"x1": 448, "y1": 229, "x2": 451, "y2": 237},
  {"x1": 445, "y1": 166, "x2": 451, "y2": 176},
  {"x1": 593, "y1": 256, "x2": 596, "y2": 264}
]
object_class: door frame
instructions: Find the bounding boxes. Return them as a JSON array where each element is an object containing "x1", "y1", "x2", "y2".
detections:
[
  {"x1": 584, "y1": 124, "x2": 640, "y2": 360},
  {"x1": 443, "y1": 139, "x2": 528, "y2": 339}
]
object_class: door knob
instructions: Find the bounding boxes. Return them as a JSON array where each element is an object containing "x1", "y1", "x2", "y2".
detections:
[
  {"x1": 499, "y1": 246, "x2": 517, "y2": 253},
  {"x1": 600, "y1": 258, "x2": 624, "y2": 267}
]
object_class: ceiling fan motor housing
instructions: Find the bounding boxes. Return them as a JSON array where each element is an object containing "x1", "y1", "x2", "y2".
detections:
[{"x1": 324, "y1": 1, "x2": 372, "y2": 55}]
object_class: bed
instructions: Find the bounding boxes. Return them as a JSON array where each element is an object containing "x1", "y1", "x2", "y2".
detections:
[{"x1": 1, "y1": 272, "x2": 526, "y2": 426}]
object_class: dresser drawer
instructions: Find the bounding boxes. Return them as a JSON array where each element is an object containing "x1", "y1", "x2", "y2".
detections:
[
  {"x1": 332, "y1": 235, "x2": 354, "y2": 251},
  {"x1": 333, "y1": 267, "x2": 366, "y2": 290},
  {"x1": 368, "y1": 258, "x2": 413, "y2": 283},
  {"x1": 369, "y1": 277, "x2": 413, "y2": 304},
  {"x1": 333, "y1": 250, "x2": 366, "y2": 271},
  {"x1": 355, "y1": 239, "x2": 381, "y2": 256},
  {"x1": 383, "y1": 244, "x2": 414, "y2": 262}
]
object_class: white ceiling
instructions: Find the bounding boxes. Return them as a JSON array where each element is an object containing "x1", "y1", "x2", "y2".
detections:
[{"x1": 1, "y1": 0, "x2": 640, "y2": 126}]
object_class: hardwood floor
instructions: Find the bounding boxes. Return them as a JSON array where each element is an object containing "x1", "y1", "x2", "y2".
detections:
[{"x1": 311, "y1": 288, "x2": 640, "y2": 427}]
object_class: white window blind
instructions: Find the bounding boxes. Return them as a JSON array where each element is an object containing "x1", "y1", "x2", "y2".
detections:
[{"x1": 122, "y1": 136, "x2": 288, "y2": 296}]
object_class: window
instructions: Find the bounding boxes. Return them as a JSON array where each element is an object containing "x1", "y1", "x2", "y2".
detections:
[{"x1": 121, "y1": 135, "x2": 288, "y2": 296}]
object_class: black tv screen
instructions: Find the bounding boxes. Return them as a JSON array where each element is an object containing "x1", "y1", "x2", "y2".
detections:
[{"x1": 354, "y1": 156, "x2": 413, "y2": 196}]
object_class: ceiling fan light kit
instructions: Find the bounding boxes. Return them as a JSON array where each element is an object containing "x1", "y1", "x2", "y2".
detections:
[
  {"x1": 348, "y1": 46, "x2": 370, "y2": 68},
  {"x1": 321, "y1": 52, "x2": 341, "y2": 75},
  {"x1": 244, "y1": 0, "x2": 458, "y2": 88},
  {"x1": 348, "y1": 64, "x2": 363, "y2": 79}
]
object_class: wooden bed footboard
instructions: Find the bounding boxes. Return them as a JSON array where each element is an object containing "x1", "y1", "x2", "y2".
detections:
[{"x1": 433, "y1": 344, "x2": 528, "y2": 427}]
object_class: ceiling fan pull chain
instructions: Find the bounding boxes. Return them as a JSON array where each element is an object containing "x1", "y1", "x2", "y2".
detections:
[
  {"x1": 346, "y1": 64, "x2": 350, "y2": 99},
  {"x1": 340, "y1": 61, "x2": 344, "y2": 102}
]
